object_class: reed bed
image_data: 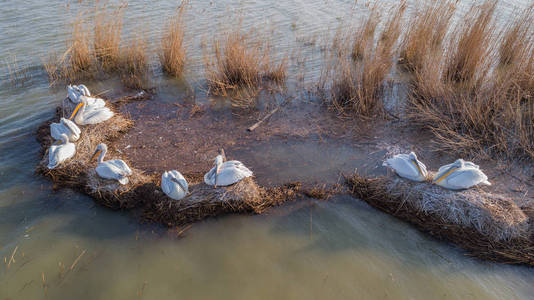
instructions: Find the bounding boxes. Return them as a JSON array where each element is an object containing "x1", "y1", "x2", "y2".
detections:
[
  {"x1": 93, "y1": 3, "x2": 125, "y2": 72},
  {"x1": 159, "y1": 5, "x2": 187, "y2": 77},
  {"x1": 119, "y1": 35, "x2": 149, "y2": 89},
  {"x1": 399, "y1": 1, "x2": 456, "y2": 73},
  {"x1": 346, "y1": 173, "x2": 534, "y2": 265},
  {"x1": 320, "y1": 2, "x2": 405, "y2": 117},
  {"x1": 408, "y1": 1, "x2": 534, "y2": 160},
  {"x1": 205, "y1": 28, "x2": 287, "y2": 97}
]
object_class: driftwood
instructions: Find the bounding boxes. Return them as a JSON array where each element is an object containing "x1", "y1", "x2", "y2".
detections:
[{"x1": 247, "y1": 97, "x2": 291, "y2": 131}]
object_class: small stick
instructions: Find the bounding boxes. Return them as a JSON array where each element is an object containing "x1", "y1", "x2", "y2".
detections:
[
  {"x1": 247, "y1": 97, "x2": 292, "y2": 132},
  {"x1": 70, "y1": 249, "x2": 86, "y2": 271},
  {"x1": 7, "y1": 245, "x2": 18, "y2": 268}
]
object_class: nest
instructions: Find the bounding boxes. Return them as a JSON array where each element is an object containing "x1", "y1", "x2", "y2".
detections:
[
  {"x1": 346, "y1": 173, "x2": 534, "y2": 266},
  {"x1": 36, "y1": 100, "x2": 301, "y2": 226}
]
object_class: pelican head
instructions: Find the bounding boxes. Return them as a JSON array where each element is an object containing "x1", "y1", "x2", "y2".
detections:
[
  {"x1": 78, "y1": 84, "x2": 91, "y2": 96},
  {"x1": 69, "y1": 96, "x2": 87, "y2": 120},
  {"x1": 213, "y1": 149, "x2": 226, "y2": 188},
  {"x1": 433, "y1": 159, "x2": 464, "y2": 184},
  {"x1": 91, "y1": 143, "x2": 107, "y2": 162},
  {"x1": 59, "y1": 133, "x2": 69, "y2": 144},
  {"x1": 408, "y1": 151, "x2": 427, "y2": 177}
]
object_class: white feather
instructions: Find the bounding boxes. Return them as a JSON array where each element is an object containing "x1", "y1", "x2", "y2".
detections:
[
  {"x1": 93, "y1": 144, "x2": 132, "y2": 185},
  {"x1": 433, "y1": 159, "x2": 491, "y2": 190},
  {"x1": 48, "y1": 134, "x2": 76, "y2": 169},
  {"x1": 204, "y1": 155, "x2": 253, "y2": 186},
  {"x1": 162, "y1": 170, "x2": 188, "y2": 200},
  {"x1": 50, "y1": 118, "x2": 81, "y2": 142},
  {"x1": 383, "y1": 152, "x2": 427, "y2": 182}
]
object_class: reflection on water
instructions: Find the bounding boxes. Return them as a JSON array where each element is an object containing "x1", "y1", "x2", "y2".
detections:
[{"x1": 1, "y1": 0, "x2": 533, "y2": 299}]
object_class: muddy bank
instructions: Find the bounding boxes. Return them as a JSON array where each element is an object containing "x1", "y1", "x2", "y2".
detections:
[
  {"x1": 36, "y1": 94, "x2": 304, "y2": 228},
  {"x1": 35, "y1": 90, "x2": 534, "y2": 266}
]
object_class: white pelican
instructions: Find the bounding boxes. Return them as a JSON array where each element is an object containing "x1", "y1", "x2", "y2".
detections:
[
  {"x1": 383, "y1": 152, "x2": 428, "y2": 182},
  {"x1": 69, "y1": 96, "x2": 114, "y2": 125},
  {"x1": 204, "y1": 149, "x2": 253, "y2": 187},
  {"x1": 48, "y1": 133, "x2": 76, "y2": 169},
  {"x1": 67, "y1": 84, "x2": 91, "y2": 103},
  {"x1": 161, "y1": 170, "x2": 189, "y2": 200},
  {"x1": 91, "y1": 143, "x2": 132, "y2": 185},
  {"x1": 67, "y1": 85, "x2": 106, "y2": 108},
  {"x1": 433, "y1": 159, "x2": 491, "y2": 190},
  {"x1": 50, "y1": 117, "x2": 81, "y2": 142}
]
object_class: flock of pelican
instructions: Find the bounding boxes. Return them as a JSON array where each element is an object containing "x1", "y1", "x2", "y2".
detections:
[
  {"x1": 47, "y1": 84, "x2": 490, "y2": 200},
  {"x1": 383, "y1": 152, "x2": 491, "y2": 190},
  {"x1": 47, "y1": 84, "x2": 253, "y2": 201}
]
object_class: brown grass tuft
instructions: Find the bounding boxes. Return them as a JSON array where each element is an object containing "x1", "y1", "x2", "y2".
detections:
[
  {"x1": 321, "y1": 2, "x2": 405, "y2": 117},
  {"x1": 351, "y1": 5, "x2": 380, "y2": 60},
  {"x1": 205, "y1": 30, "x2": 265, "y2": 94},
  {"x1": 399, "y1": 1, "x2": 456, "y2": 73},
  {"x1": 93, "y1": 3, "x2": 124, "y2": 72},
  {"x1": 444, "y1": 1, "x2": 497, "y2": 86},
  {"x1": 160, "y1": 4, "x2": 187, "y2": 77},
  {"x1": 119, "y1": 35, "x2": 149, "y2": 89}
]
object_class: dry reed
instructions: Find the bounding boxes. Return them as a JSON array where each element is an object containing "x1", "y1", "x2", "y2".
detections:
[
  {"x1": 119, "y1": 35, "x2": 149, "y2": 89},
  {"x1": 399, "y1": 1, "x2": 456, "y2": 73},
  {"x1": 93, "y1": 3, "x2": 124, "y2": 71},
  {"x1": 160, "y1": 4, "x2": 187, "y2": 77},
  {"x1": 321, "y1": 2, "x2": 405, "y2": 117},
  {"x1": 444, "y1": 1, "x2": 497, "y2": 86}
]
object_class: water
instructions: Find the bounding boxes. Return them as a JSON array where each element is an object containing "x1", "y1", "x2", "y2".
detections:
[{"x1": 1, "y1": 0, "x2": 534, "y2": 299}]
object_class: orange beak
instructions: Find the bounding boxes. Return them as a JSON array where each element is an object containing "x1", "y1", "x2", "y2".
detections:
[{"x1": 69, "y1": 102, "x2": 84, "y2": 120}]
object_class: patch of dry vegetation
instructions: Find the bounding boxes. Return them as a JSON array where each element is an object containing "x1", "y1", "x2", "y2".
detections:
[
  {"x1": 159, "y1": 4, "x2": 187, "y2": 77},
  {"x1": 93, "y1": 3, "x2": 125, "y2": 71},
  {"x1": 399, "y1": 1, "x2": 456, "y2": 73},
  {"x1": 119, "y1": 35, "x2": 149, "y2": 89},
  {"x1": 205, "y1": 27, "x2": 287, "y2": 96},
  {"x1": 408, "y1": 1, "x2": 534, "y2": 160},
  {"x1": 321, "y1": 3, "x2": 405, "y2": 117}
]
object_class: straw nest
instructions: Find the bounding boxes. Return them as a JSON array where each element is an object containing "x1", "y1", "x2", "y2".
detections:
[
  {"x1": 346, "y1": 173, "x2": 534, "y2": 266},
  {"x1": 36, "y1": 100, "x2": 301, "y2": 226}
]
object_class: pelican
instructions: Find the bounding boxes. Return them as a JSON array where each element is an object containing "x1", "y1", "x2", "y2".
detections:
[
  {"x1": 91, "y1": 143, "x2": 132, "y2": 185},
  {"x1": 383, "y1": 152, "x2": 428, "y2": 182},
  {"x1": 161, "y1": 170, "x2": 189, "y2": 200},
  {"x1": 433, "y1": 159, "x2": 491, "y2": 190},
  {"x1": 204, "y1": 149, "x2": 253, "y2": 187},
  {"x1": 67, "y1": 84, "x2": 91, "y2": 103},
  {"x1": 67, "y1": 85, "x2": 106, "y2": 108},
  {"x1": 48, "y1": 133, "x2": 76, "y2": 169},
  {"x1": 69, "y1": 96, "x2": 114, "y2": 125},
  {"x1": 50, "y1": 117, "x2": 81, "y2": 142}
]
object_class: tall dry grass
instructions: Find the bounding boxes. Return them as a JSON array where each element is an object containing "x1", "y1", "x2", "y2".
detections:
[
  {"x1": 408, "y1": 1, "x2": 534, "y2": 160},
  {"x1": 94, "y1": 3, "x2": 124, "y2": 71},
  {"x1": 160, "y1": 4, "x2": 187, "y2": 77},
  {"x1": 205, "y1": 28, "x2": 286, "y2": 96},
  {"x1": 322, "y1": 3, "x2": 405, "y2": 117},
  {"x1": 444, "y1": 1, "x2": 497, "y2": 86},
  {"x1": 399, "y1": 1, "x2": 456, "y2": 73},
  {"x1": 119, "y1": 35, "x2": 149, "y2": 89}
]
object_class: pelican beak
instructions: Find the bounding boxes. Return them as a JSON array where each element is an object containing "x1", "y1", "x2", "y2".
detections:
[
  {"x1": 433, "y1": 166, "x2": 457, "y2": 184},
  {"x1": 411, "y1": 159, "x2": 423, "y2": 176},
  {"x1": 69, "y1": 102, "x2": 84, "y2": 120},
  {"x1": 90, "y1": 149, "x2": 101, "y2": 162}
]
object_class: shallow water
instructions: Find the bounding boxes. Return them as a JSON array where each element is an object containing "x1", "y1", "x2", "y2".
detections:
[{"x1": 1, "y1": 0, "x2": 534, "y2": 299}]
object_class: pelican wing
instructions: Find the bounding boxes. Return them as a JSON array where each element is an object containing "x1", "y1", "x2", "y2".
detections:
[
  {"x1": 446, "y1": 168, "x2": 490, "y2": 189},
  {"x1": 385, "y1": 155, "x2": 424, "y2": 181},
  {"x1": 162, "y1": 171, "x2": 188, "y2": 200},
  {"x1": 48, "y1": 143, "x2": 75, "y2": 169},
  {"x1": 215, "y1": 163, "x2": 253, "y2": 186},
  {"x1": 85, "y1": 96, "x2": 106, "y2": 109},
  {"x1": 107, "y1": 159, "x2": 132, "y2": 176},
  {"x1": 78, "y1": 107, "x2": 114, "y2": 125}
]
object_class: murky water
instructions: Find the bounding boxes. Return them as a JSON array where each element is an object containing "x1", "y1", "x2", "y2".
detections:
[{"x1": 1, "y1": 0, "x2": 534, "y2": 299}]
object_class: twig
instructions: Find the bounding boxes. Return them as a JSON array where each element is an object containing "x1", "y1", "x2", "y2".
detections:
[
  {"x1": 7, "y1": 245, "x2": 18, "y2": 268},
  {"x1": 247, "y1": 98, "x2": 291, "y2": 131},
  {"x1": 70, "y1": 249, "x2": 86, "y2": 271}
]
